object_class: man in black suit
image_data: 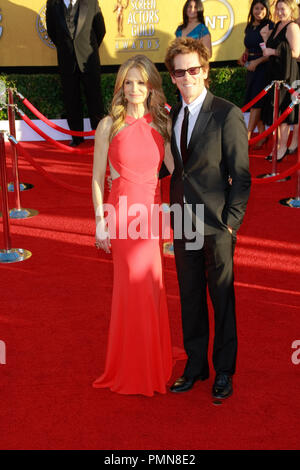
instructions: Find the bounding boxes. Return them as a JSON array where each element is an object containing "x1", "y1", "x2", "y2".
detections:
[
  {"x1": 46, "y1": 0, "x2": 106, "y2": 146},
  {"x1": 163, "y1": 38, "x2": 251, "y2": 399}
]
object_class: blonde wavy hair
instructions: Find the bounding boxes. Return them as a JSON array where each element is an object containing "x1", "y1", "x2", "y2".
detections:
[
  {"x1": 273, "y1": 0, "x2": 299, "y2": 19},
  {"x1": 109, "y1": 55, "x2": 170, "y2": 142}
]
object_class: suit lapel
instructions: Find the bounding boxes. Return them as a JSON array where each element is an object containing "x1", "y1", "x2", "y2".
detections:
[
  {"x1": 76, "y1": 0, "x2": 88, "y2": 38},
  {"x1": 187, "y1": 90, "x2": 213, "y2": 155}
]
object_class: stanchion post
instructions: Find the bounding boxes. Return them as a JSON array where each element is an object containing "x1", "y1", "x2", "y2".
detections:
[
  {"x1": 0, "y1": 131, "x2": 12, "y2": 250},
  {"x1": 5, "y1": 134, "x2": 39, "y2": 220},
  {"x1": 256, "y1": 81, "x2": 290, "y2": 182},
  {"x1": 271, "y1": 81, "x2": 280, "y2": 176},
  {"x1": 7, "y1": 88, "x2": 21, "y2": 209},
  {"x1": 0, "y1": 130, "x2": 32, "y2": 263}
]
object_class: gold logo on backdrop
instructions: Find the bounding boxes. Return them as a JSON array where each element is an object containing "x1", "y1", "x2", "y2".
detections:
[
  {"x1": 114, "y1": 0, "x2": 130, "y2": 37},
  {"x1": 36, "y1": 5, "x2": 55, "y2": 49},
  {"x1": 203, "y1": 0, "x2": 234, "y2": 46},
  {"x1": 0, "y1": 8, "x2": 3, "y2": 39},
  {"x1": 114, "y1": 0, "x2": 160, "y2": 53}
]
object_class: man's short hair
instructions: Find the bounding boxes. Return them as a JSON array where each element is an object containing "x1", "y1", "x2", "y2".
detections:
[{"x1": 165, "y1": 37, "x2": 210, "y2": 74}]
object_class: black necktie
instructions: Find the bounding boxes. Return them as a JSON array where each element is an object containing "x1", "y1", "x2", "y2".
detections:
[
  {"x1": 180, "y1": 106, "x2": 189, "y2": 164},
  {"x1": 67, "y1": 0, "x2": 73, "y2": 13}
]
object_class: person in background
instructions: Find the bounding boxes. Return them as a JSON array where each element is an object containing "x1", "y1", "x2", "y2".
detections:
[
  {"x1": 261, "y1": 0, "x2": 300, "y2": 161},
  {"x1": 175, "y1": 0, "x2": 212, "y2": 58},
  {"x1": 46, "y1": 0, "x2": 106, "y2": 147},
  {"x1": 238, "y1": 1, "x2": 274, "y2": 148},
  {"x1": 288, "y1": 1, "x2": 300, "y2": 155}
]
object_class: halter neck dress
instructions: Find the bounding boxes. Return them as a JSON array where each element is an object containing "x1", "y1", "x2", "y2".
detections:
[{"x1": 93, "y1": 114, "x2": 180, "y2": 396}]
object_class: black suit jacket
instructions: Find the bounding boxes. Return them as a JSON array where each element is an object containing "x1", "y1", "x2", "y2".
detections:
[
  {"x1": 46, "y1": 0, "x2": 106, "y2": 74},
  {"x1": 166, "y1": 90, "x2": 251, "y2": 235}
]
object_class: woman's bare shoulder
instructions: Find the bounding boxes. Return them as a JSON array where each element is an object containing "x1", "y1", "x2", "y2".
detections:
[
  {"x1": 287, "y1": 21, "x2": 300, "y2": 33},
  {"x1": 95, "y1": 115, "x2": 113, "y2": 137}
]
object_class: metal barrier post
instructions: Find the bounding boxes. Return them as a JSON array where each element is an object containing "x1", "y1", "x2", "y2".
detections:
[
  {"x1": 0, "y1": 131, "x2": 32, "y2": 263},
  {"x1": 8, "y1": 88, "x2": 22, "y2": 208},
  {"x1": 7, "y1": 88, "x2": 33, "y2": 194},
  {"x1": 6, "y1": 134, "x2": 39, "y2": 220},
  {"x1": 0, "y1": 131, "x2": 12, "y2": 251},
  {"x1": 257, "y1": 81, "x2": 290, "y2": 182},
  {"x1": 271, "y1": 81, "x2": 280, "y2": 176}
]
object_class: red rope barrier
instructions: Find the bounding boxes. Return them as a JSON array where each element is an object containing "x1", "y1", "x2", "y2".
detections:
[
  {"x1": 248, "y1": 105, "x2": 294, "y2": 145},
  {"x1": 20, "y1": 96, "x2": 95, "y2": 137},
  {"x1": 252, "y1": 160, "x2": 300, "y2": 184},
  {"x1": 10, "y1": 83, "x2": 300, "y2": 192},
  {"x1": 12, "y1": 140, "x2": 90, "y2": 194},
  {"x1": 17, "y1": 92, "x2": 172, "y2": 137},
  {"x1": 241, "y1": 88, "x2": 269, "y2": 113},
  {"x1": 243, "y1": 82, "x2": 300, "y2": 145},
  {"x1": 0, "y1": 132, "x2": 12, "y2": 250},
  {"x1": 240, "y1": 81, "x2": 297, "y2": 114},
  {"x1": 8, "y1": 132, "x2": 300, "y2": 201},
  {"x1": 15, "y1": 81, "x2": 295, "y2": 147},
  {"x1": 285, "y1": 85, "x2": 296, "y2": 95},
  {"x1": 17, "y1": 109, "x2": 92, "y2": 155}
]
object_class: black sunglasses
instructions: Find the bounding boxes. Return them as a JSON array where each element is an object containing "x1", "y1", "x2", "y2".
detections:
[{"x1": 172, "y1": 66, "x2": 203, "y2": 78}]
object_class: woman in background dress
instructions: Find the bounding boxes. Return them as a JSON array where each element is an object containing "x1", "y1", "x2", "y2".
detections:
[
  {"x1": 239, "y1": 0, "x2": 274, "y2": 147},
  {"x1": 262, "y1": 0, "x2": 300, "y2": 161},
  {"x1": 175, "y1": 0, "x2": 212, "y2": 58},
  {"x1": 288, "y1": 3, "x2": 300, "y2": 154}
]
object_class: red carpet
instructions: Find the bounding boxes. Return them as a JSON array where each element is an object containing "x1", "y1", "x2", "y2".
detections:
[{"x1": 0, "y1": 140, "x2": 300, "y2": 450}]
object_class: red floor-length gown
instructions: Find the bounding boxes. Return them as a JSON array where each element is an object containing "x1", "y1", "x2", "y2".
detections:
[{"x1": 93, "y1": 113, "x2": 174, "y2": 396}]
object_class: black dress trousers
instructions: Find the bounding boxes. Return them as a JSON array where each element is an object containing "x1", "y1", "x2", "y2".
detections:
[
  {"x1": 173, "y1": 228, "x2": 237, "y2": 379},
  {"x1": 60, "y1": 63, "x2": 104, "y2": 133}
]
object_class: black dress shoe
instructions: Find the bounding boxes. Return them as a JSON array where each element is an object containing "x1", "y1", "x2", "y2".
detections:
[
  {"x1": 170, "y1": 374, "x2": 208, "y2": 393},
  {"x1": 69, "y1": 137, "x2": 84, "y2": 147},
  {"x1": 277, "y1": 149, "x2": 289, "y2": 162},
  {"x1": 212, "y1": 374, "x2": 233, "y2": 399},
  {"x1": 266, "y1": 149, "x2": 288, "y2": 163}
]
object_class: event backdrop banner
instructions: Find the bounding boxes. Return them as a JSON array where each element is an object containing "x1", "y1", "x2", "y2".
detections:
[{"x1": 0, "y1": 0, "x2": 253, "y2": 67}]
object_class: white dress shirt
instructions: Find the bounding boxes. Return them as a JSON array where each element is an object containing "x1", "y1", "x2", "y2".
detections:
[
  {"x1": 174, "y1": 87, "x2": 208, "y2": 158},
  {"x1": 64, "y1": 0, "x2": 76, "y2": 8}
]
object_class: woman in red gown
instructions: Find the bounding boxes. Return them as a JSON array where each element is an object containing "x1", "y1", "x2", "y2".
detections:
[{"x1": 92, "y1": 55, "x2": 176, "y2": 396}]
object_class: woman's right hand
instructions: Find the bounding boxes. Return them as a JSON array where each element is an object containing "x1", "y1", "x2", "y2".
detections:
[
  {"x1": 263, "y1": 47, "x2": 276, "y2": 57},
  {"x1": 237, "y1": 51, "x2": 248, "y2": 66},
  {"x1": 246, "y1": 60, "x2": 257, "y2": 72},
  {"x1": 95, "y1": 218, "x2": 111, "y2": 254},
  {"x1": 260, "y1": 25, "x2": 272, "y2": 43}
]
